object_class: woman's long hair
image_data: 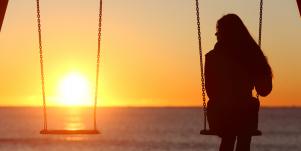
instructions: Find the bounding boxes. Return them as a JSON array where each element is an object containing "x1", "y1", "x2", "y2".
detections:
[
  {"x1": 217, "y1": 14, "x2": 256, "y2": 47},
  {"x1": 216, "y1": 14, "x2": 272, "y2": 79}
]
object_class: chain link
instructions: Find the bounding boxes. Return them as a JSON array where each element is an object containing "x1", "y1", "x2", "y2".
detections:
[
  {"x1": 258, "y1": 0, "x2": 263, "y2": 48},
  {"x1": 257, "y1": 0, "x2": 263, "y2": 99},
  {"x1": 195, "y1": 0, "x2": 207, "y2": 130},
  {"x1": 94, "y1": 0, "x2": 102, "y2": 130},
  {"x1": 36, "y1": 0, "x2": 47, "y2": 130}
]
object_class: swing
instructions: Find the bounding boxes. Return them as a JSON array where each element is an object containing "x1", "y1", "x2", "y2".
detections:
[
  {"x1": 195, "y1": 0, "x2": 264, "y2": 136},
  {"x1": 36, "y1": 0, "x2": 103, "y2": 135}
]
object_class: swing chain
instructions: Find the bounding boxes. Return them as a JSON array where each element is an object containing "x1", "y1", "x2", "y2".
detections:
[
  {"x1": 195, "y1": 0, "x2": 206, "y2": 110},
  {"x1": 256, "y1": 0, "x2": 263, "y2": 99},
  {"x1": 94, "y1": 0, "x2": 103, "y2": 130},
  {"x1": 36, "y1": 0, "x2": 47, "y2": 130},
  {"x1": 258, "y1": 0, "x2": 263, "y2": 47},
  {"x1": 195, "y1": 0, "x2": 207, "y2": 131}
]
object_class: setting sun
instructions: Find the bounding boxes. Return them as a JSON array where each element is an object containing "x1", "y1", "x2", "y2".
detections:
[{"x1": 57, "y1": 72, "x2": 93, "y2": 106}]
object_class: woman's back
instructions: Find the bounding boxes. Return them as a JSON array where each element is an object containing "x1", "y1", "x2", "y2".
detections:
[{"x1": 205, "y1": 45, "x2": 254, "y2": 103}]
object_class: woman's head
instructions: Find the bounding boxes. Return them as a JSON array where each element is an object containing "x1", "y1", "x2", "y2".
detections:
[
  {"x1": 216, "y1": 14, "x2": 272, "y2": 81},
  {"x1": 216, "y1": 14, "x2": 254, "y2": 45}
]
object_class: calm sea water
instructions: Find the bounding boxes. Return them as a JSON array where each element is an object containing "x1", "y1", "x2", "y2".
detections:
[{"x1": 0, "y1": 107, "x2": 300, "y2": 151}]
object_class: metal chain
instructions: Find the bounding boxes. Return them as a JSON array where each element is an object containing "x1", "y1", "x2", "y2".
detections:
[
  {"x1": 195, "y1": 0, "x2": 207, "y2": 130},
  {"x1": 36, "y1": 0, "x2": 47, "y2": 130},
  {"x1": 258, "y1": 0, "x2": 263, "y2": 47},
  {"x1": 94, "y1": 0, "x2": 102, "y2": 130},
  {"x1": 257, "y1": 0, "x2": 263, "y2": 99}
]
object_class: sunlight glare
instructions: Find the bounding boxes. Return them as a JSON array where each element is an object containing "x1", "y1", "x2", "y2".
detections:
[{"x1": 58, "y1": 72, "x2": 93, "y2": 106}]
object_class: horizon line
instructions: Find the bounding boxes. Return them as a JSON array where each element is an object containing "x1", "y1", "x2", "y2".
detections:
[{"x1": 0, "y1": 105, "x2": 300, "y2": 108}]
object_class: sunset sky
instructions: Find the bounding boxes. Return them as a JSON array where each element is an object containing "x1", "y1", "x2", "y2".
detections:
[{"x1": 0, "y1": 0, "x2": 300, "y2": 107}]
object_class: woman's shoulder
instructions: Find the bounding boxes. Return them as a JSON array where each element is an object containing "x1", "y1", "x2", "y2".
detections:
[
  {"x1": 206, "y1": 49, "x2": 217, "y2": 58},
  {"x1": 206, "y1": 42, "x2": 225, "y2": 58},
  {"x1": 206, "y1": 48, "x2": 223, "y2": 60}
]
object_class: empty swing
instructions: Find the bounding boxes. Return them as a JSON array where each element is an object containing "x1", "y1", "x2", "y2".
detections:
[
  {"x1": 36, "y1": 0, "x2": 103, "y2": 135},
  {"x1": 195, "y1": 0, "x2": 264, "y2": 136}
]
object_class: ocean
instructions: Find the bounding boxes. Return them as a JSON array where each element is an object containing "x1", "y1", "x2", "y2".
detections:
[{"x1": 0, "y1": 107, "x2": 300, "y2": 151}]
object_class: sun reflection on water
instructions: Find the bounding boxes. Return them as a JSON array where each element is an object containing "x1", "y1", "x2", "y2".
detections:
[
  {"x1": 64, "y1": 107, "x2": 86, "y2": 130},
  {"x1": 47, "y1": 107, "x2": 95, "y2": 141},
  {"x1": 64, "y1": 136, "x2": 86, "y2": 141},
  {"x1": 59, "y1": 107, "x2": 93, "y2": 141}
]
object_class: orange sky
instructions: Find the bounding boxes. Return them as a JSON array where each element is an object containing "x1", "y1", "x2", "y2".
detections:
[{"x1": 0, "y1": 0, "x2": 301, "y2": 107}]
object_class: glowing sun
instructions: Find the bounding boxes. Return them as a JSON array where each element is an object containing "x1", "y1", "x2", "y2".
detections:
[{"x1": 57, "y1": 73, "x2": 93, "y2": 106}]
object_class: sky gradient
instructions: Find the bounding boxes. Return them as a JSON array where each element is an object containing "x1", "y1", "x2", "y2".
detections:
[{"x1": 0, "y1": 0, "x2": 300, "y2": 107}]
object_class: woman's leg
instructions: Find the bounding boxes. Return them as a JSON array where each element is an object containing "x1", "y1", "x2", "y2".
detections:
[
  {"x1": 235, "y1": 135, "x2": 252, "y2": 151},
  {"x1": 219, "y1": 135, "x2": 236, "y2": 151}
]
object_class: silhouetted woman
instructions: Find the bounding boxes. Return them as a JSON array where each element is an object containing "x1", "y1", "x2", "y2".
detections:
[{"x1": 205, "y1": 14, "x2": 272, "y2": 151}]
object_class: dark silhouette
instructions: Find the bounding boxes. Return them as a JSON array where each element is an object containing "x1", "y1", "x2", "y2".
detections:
[
  {"x1": 205, "y1": 14, "x2": 272, "y2": 151},
  {"x1": 0, "y1": 0, "x2": 9, "y2": 32}
]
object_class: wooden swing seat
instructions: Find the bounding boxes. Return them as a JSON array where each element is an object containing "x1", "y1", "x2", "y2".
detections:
[
  {"x1": 200, "y1": 129, "x2": 262, "y2": 136},
  {"x1": 40, "y1": 129, "x2": 100, "y2": 135}
]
